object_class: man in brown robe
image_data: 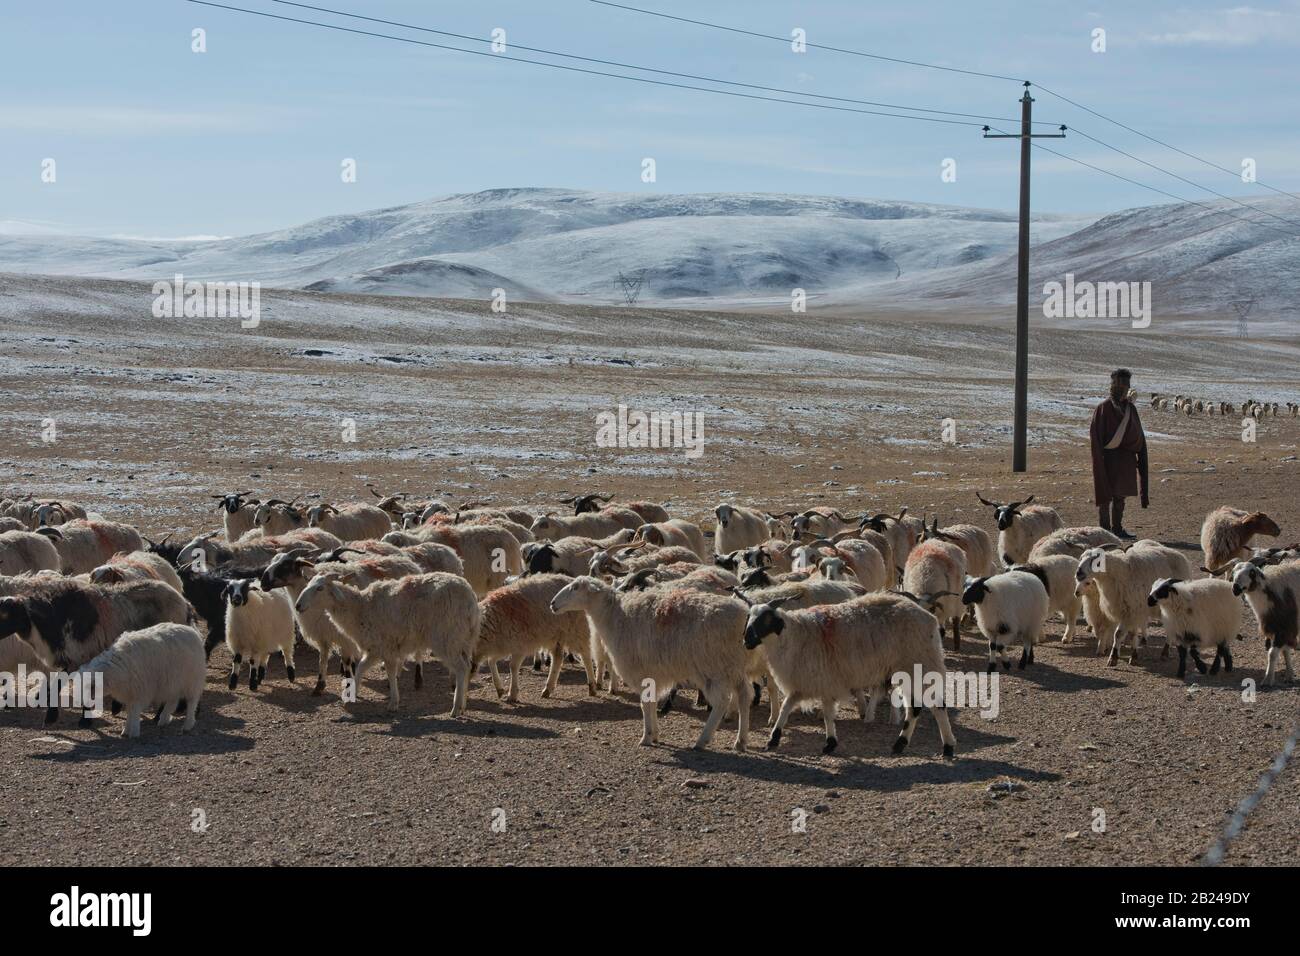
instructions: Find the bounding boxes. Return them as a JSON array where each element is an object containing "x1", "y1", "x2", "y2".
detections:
[{"x1": 1089, "y1": 368, "x2": 1149, "y2": 538}]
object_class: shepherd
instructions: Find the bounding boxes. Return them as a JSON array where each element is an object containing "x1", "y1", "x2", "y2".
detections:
[{"x1": 1089, "y1": 368, "x2": 1149, "y2": 539}]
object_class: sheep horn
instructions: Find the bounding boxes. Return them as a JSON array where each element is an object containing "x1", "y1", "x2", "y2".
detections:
[{"x1": 729, "y1": 586, "x2": 755, "y2": 607}]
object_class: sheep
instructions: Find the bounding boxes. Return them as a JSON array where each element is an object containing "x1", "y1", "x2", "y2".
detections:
[
  {"x1": 1075, "y1": 543, "x2": 1192, "y2": 665},
  {"x1": 0, "y1": 530, "x2": 62, "y2": 575},
  {"x1": 858, "y1": 510, "x2": 918, "y2": 579},
  {"x1": 1072, "y1": 577, "x2": 1114, "y2": 645},
  {"x1": 588, "y1": 542, "x2": 701, "y2": 579},
  {"x1": 174, "y1": 561, "x2": 234, "y2": 659},
  {"x1": 1200, "y1": 507, "x2": 1282, "y2": 575},
  {"x1": 975, "y1": 493, "x2": 1064, "y2": 566},
  {"x1": 738, "y1": 591, "x2": 957, "y2": 758},
  {"x1": 836, "y1": 527, "x2": 895, "y2": 582},
  {"x1": 531, "y1": 512, "x2": 627, "y2": 542},
  {"x1": 390, "y1": 523, "x2": 520, "y2": 596},
  {"x1": 1146, "y1": 577, "x2": 1243, "y2": 678},
  {"x1": 34, "y1": 519, "x2": 144, "y2": 576},
  {"x1": 460, "y1": 512, "x2": 536, "y2": 544},
  {"x1": 251, "y1": 499, "x2": 307, "y2": 536},
  {"x1": 476, "y1": 573, "x2": 595, "y2": 702},
  {"x1": 259, "y1": 548, "x2": 423, "y2": 693},
  {"x1": 794, "y1": 538, "x2": 887, "y2": 592},
  {"x1": 562, "y1": 494, "x2": 669, "y2": 525},
  {"x1": 1017, "y1": 555, "x2": 1083, "y2": 644},
  {"x1": 714, "y1": 504, "x2": 770, "y2": 554},
  {"x1": 920, "y1": 518, "x2": 994, "y2": 577},
  {"x1": 296, "y1": 571, "x2": 480, "y2": 713},
  {"x1": 636, "y1": 519, "x2": 709, "y2": 561},
  {"x1": 399, "y1": 541, "x2": 465, "y2": 576},
  {"x1": 0, "y1": 516, "x2": 26, "y2": 534},
  {"x1": 961, "y1": 568, "x2": 1050, "y2": 671},
  {"x1": 177, "y1": 527, "x2": 342, "y2": 573},
  {"x1": 30, "y1": 499, "x2": 88, "y2": 528},
  {"x1": 1027, "y1": 526, "x2": 1121, "y2": 561},
  {"x1": 902, "y1": 538, "x2": 968, "y2": 650},
  {"x1": 0, "y1": 577, "x2": 190, "y2": 725},
  {"x1": 549, "y1": 576, "x2": 751, "y2": 751},
  {"x1": 306, "y1": 502, "x2": 393, "y2": 541},
  {"x1": 790, "y1": 508, "x2": 860, "y2": 542},
  {"x1": 88, "y1": 551, "x2": 184, "y2": 594},
  {"x1": 211, "y1": 490, "x2": 260, "y2": 541},
  {"x1": 78, "y1": 623, "x2": 205, "y2": 738},
  {"x1": 1231, "y1": 560, "x2": 1300, "y2": 685},
  {"x1": 222, "y1": 577, "x2": 296, "y2": 691},
  {"x1": 523, "y1": 538, "x2": 600, "y2": 577}
]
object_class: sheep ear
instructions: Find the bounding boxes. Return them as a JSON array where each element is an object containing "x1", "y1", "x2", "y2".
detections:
[{"x1": 1022, "y1": 495, "x2": 1035, "y2": 505}]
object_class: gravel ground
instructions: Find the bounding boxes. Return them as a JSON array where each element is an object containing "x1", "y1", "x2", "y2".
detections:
[{"x1": 2, "y1": 273, "x2": 1298, "y2": 866}]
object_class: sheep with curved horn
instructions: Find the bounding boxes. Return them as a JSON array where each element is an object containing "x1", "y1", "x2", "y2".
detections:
[
  {"x1": 212, "y1": 491, "x2": 259, "y2": 541},
  {"x1": 975, "y1": 492, "x2": 1063, "y2": 567}
]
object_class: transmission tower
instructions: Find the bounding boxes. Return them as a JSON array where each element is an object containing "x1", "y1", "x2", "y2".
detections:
[
  {"x1": 615, "y1": 269, "x2": 646, "y2": 307},
  {"x1": 1231, "y1": 296, "x2": 1257, "y2": 339}
]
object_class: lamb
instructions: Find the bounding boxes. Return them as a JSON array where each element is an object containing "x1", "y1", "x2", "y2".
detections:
[
  {"x1": 0, "y1": 530, "x2": 62, "y2": 575},
  {"x1": 34, "y1": 519, "x2": 145, "y2": 576},
  {"x1": 635, "y1": 519, "x2": 709, "y2": 561},
  {"x1": 0, "y1": 577, "x2": 190, "y2": 725},
  {"x1": 549, "y1": 576, "x2": 751, "y2": 751},
  {"x1": 295, "y1": 571, "x2": 480, "y2": 713},
  {"x1": 222, "y1": 577, "x2": 296, "y2": 691},
  {"x1": 920, "y1": 518, "x2": 994, "y2": 577},
  {"x1": 1016, "y1": 555, "x2": 1083, "y2": 643},
  {"x1": 738, "y1": 591, "x2": 957, "y2": 758},
  {"x1": 714, "y1": 504, "x2": 770, "y2": 554},
  {"x1": 1075, "y1": 543, "x2": 1192, "y2": 665},
  {"x1": 389, "y1": 523, "x2": 520, "y2": 596},
  {"x1": 476, "y1": 573, "x2": 596, "y2": 702},
  {"x1": 211, "y1": 490, "x2": 260, "y2": 541},
  {"x1": 961, "y1": 568, "x2": 1050, "y2": 671},
  {"x1": 177, "y1": 527, "x2": 342, "y2": 573},
  {"x1": 306, "y1": 502, "x2": 393, "y2": 542},
  {"x1": 902, "y1": 537, "x2": 968, "y2": 649},
  {"x1": 1231, "y1": 560, "x2": 1300, "y2": 685},
  {"x1": 78, "y1": 623, "x2": 205, "y2": 738},
  {"x1": 1200, "y1": 507, "x2": 1282, "y2": 575},
  {"x1": 1146, "y1": 578, "x2": 1242, "y2": 678},
  {"x1": 975, "y1": 493, "x2": 1064, "y2": 566},
  {"x1": 1027, "y1": 526, "x2": 1121, "y2": 561},
  {"x1": 88, "y1": 551, "x2": 185, "y2": 594}
]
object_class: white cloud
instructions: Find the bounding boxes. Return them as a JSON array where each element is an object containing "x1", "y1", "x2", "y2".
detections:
[{"x1": 1146, "y1": 6, "x2": 1300, "y2": 46}]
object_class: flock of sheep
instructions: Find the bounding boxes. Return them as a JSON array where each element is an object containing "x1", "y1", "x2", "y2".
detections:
[
  {"x1": 0, "y1": 489, "x2": 1296, "y2": 756},
  {"x1": 1149, "y1": 392, "x2": 1300, "y2": 419}
]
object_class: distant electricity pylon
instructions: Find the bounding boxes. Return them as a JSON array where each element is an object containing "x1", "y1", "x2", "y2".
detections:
[
  {"x1": 1231, "y1": 296, "x2": 1257, "y2": 339},
  {"x1": 615, "y1": 269, "x2": 646, "y2": 307}
]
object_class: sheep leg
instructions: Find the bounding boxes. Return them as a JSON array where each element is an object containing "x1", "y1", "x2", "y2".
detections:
[
  {"x1": 384, "y1": 658, "x2": 401, "y2": 711},
  {"x1": 1221, "y1": 645, "x2": 1233, "y2": 673},
  {"x1": 1263, "y1": 646, "x2": 1280, "y2": 685},
  {"x1": 580, "y1": 653, "x2": 597, "y2": 697},
  {"x1": 657, "y1": 686, "x2": 677, "y2": 716},
  {"x1": 767, "y1": 693, "x2": 801, "y2": 750},
  {"x1": 820, "y1": 699, "x2": 838, "y2": 755},
  {"x1": 854, "y1": 688, "x2": 869, "y2": 721},
  {"x1": 637, "y1": 680, "x2": 658, "y2": 746},
  {"x1": 542, "y1": 645, "x2": 563, "y2": 699},
  {"x1": 1106, "y1": 633, "x2": 1122, "y2": 667},
  {"x1": 124, "y1": 704, "x2": 143, "y2": 739},
  {"x1": 891, "y1": 699, "x2": 917, "y2": 754},
  {"x1": 413, "y1": 661, "x2": 424, "y2": 690},
  {"x1": 228, "y1": 653, "x2": 242, "y2": 690},
  {"x1": 1062, "y1": 600, "x2": 1080, "y2": 643},
  {"x1": 950, "y1": 616, "x2": 961, "y2": 652},
  {"x1": 931, "y1": 705, "x2": 957, "y2": 760},
  {"x1": 1017, "y1": 644, "x2": 1029, "y2": 670},
  {"x1": 1283, "y1": 647, "x2": 1295, "y2": 682},
  {"x1": 1189, "y1": 648, "x2": 1208, "y2": 675},
  {"x1": 692, "y1": 683, "x2": 729, "y2": 750},
  {"x1": 485, "y1": 659, "x2": 505, "y2": 697},
  {"x1": 768, "y1": 682, "x2": 781, "y2": 727},
  {"x1": 1209, "y1": 647, "x2": 1223, "y2": 676},
  {"x1": 506, "y1": 656, "x2": 522, "y2": 703},
  {"x1": 1176, "y1": 645, "x2": 1188, "y2": 678},
  {"x1": 449, "y1": 656, "x2": 469, "y2": 717},
  {"x1": 182, "y1": 694, "x2": 199, "y2": 732},
  {"x1": 732, "y1": 680, "x2": 750, "y2": 752}
]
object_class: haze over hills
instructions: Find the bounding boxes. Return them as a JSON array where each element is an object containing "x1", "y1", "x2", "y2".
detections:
[{"x1": 1, "y1": 187, "x2": 1296, "y2": 326}]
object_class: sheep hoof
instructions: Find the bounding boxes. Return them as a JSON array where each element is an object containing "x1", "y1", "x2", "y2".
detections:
[
  {"x1": 228, "y1": 673, "x2": 239, "y2": 690},
  {"x1": 638, "y1": 735, "x2": 654, "y2": 747},
  {"x1": 111, "y1": 700, "x2": 123, "y2": 716},
  {"x1": 1002, "y1": 661, "x2": 1011, "y2": 672},
  {"x1": 822, "y1": 737, "x2": 838, "y2": 755},
  {"x1": 733, "y1": 739, "x2": 747, "y2": 753},
  {"x1": 286, "y1": 666, "x2": 296, "y2": 682},
  {"x1": 312, "y1": 678, "x2": 325, "y2": 696},
  {"x1": 942, "y1": 744, "x2": 955, "y2": 760},
  {"x1": 540, "y1": 688, "x2": 553, "y2": 699},
  {"x1": 766, "y1": 728, "x2": 782, "y2": 750},
  {"x1": 891, "y1": 736, "x2": 908, "y2": 755}
]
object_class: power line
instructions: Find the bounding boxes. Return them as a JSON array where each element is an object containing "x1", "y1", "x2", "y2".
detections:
[
  {"x1": 590, "y1": 0, "x2": 1028, "y2": 83},
  {"x1": 186, "y1": 0, "x2": 992, "y2": 128},
  {"x1": 269, "y1": 0, "x2": 1042, "y2": 126}
]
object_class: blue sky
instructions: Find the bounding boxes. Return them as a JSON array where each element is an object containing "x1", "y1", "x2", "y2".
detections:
[{"x1": 4, "y1": 0, "x2": 1298, "y2": 237}]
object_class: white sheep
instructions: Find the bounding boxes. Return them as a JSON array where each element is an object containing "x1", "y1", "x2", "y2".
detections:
[
  {"x1": 306, "y1": 502, "x2": 393, "y2": 541},
  {"x1": 222, "y1": 578, "x2": 296, "y2": 691},
  {"x1": 961, "y1": 568, "x2": 1050, "y2": 670},
  {"x1": 1231, "y1": 560, "x2": 1300, "y2": 685},
  {"x1": 34, "y1": 520, "x2": 144, "y2": 576},
  {"x1": 793, "y1": 538, "x2": 887, "y2": 591},
  {"x1": 88, "y1": 551, "x2": 184, "y2": 594},
  {"x1": 388, "y1": 522, "x2": 520, "y2": 596},
  {"x1": 789, "y1": 507, "x2": 860, "y2": 542},
  {"x1": 976, "y1": 493, "x2": 1064, "y2": 566},
  {"x1": 251, "y1": 499, "x2": 307, "y2": 536},
  {"x1": 738, "y1": 592, "x2": 957, "y2": 757},
  {"x1": 1016, "y1": 555, "x2": 1083, "y2": 644},
  {"x1": 1075, "y1": 543, "x2": 1191, "y2": 665},
  {"x1": 399, "y1": 541, "x2": 465, "y2": 576},
  {"x1": 549, "y1": 576, "x2": 751, "y2": 751},
  {"x1": 714, "y1": 504, "x2": 770, "y2": 554},
  {"x1": 635, "y1": 519, "x2": 709, "y2": 561},
  {"x1": 78, "y1": 623, "x2": 205, "y2": 738},
  {"x1": 530, "y1": 512, "x2": 628, "y2": 542},
  {"x1": 0, "y1": 530, "x2": 62, "y2": 575},
  {"x1": 1200, "y1": 507, "x2": 1282, "y2": 575},
  {"x1": 178, "y1": 527, "x2": 342, "y2": 573},
  {"x1": 476, "y1": 573, "x2": 595, "y2": 702},
  {"x1": 902, "y1": 538, "x2": 968, "y2": 650},
  {"x1": 211, "y1": 491, "x2": 260, "y2": 541},
  {"x1": 1028, "y1": 526, "x2": 1121, "y2": 561},
  {"x1": 296, "y1": 571, "x2": 480, "y2": 713},
  {"x1": 924, "y1": 519, "x2": 994, "y2": 578},
  {"x1": 1146, "y1": 577, "x2": 1242, "y2": 678}
]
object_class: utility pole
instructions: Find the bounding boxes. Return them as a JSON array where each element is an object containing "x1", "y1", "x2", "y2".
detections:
[{"x1": 984, "y1": 83, "x2": 1066, "y2": 472}]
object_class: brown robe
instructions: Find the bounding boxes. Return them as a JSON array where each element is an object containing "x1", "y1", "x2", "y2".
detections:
[{"x1": 1090, "y1": 398, "x2": 1148, "y2": 506}]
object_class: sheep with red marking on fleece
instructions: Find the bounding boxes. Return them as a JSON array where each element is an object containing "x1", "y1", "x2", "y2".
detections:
[
  {"x1": 1146, "y1": 577, "x2": 1243, "y2": 678},
  {"x1": 549, "y1": 576, "x2": 751, "y2": 751},
  {"x1": 975, "y1": 492, "x2": 1064, "y2": 566},
  {"x1": 714, "y1": 504, "x2": 770, "y2": 555},
  {"x1": 1075, "y1": 542, "x2": 1191, "y2": 666},
  {"x1": 903, "y1": 537, "x2": 968, "y2": 650},
  {"x1": 33, "y1": 520, "x2": 144, "y2": 576},
  {"x1": 295, "y1": 571, "x2": 480, "y2": 713},
  {"x1": 736, "y1": 591, "x2": 957, "y2": 758},
  {"x1": 306, "y1": 502, "x2": 394, "y2": 542},
  {"x1": 1200, "y1": 507, "x2": 1282, "y2": 575},
  {"x1": 793, "y1": 538, "x2": 887, "y2": 592},
  {"x1": 88, "y1": 551, "x2": 184, "y2": 594},
  {"x1": 587, "y1": 542, "x2": 701, "y2": 579},
  {"x1": 961, "y1": 567, "x2": 1051, "y2": 671},
  {"x1": 385, "y1": 523, "x2": 520, "y2": 596},
  {"x1": 0, "y1": 530, "x2": 62, "y2": 575},
  {"x1": 177, "y1": 527, "x2": 342, "y2": 573},
  {"x1": 920, "y1": 518, "x2": 994, "y2": 578},
  {"x1": 1231, "y1": 560, "x2": 1300, "y2": 685},
  {"x1": 476, "y1": 573, "x2": 596, "y2": 702},
  {"x1": 78, "y1": 623, "x2": 206, "y2": 738}
]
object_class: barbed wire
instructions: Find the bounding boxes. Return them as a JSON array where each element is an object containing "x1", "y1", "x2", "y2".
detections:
[{"x1": 1202, "y1": 719, "x2": 1299, "y2": 865}]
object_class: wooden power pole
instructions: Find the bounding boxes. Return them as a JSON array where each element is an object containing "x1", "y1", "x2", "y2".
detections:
[{"x1": 984, "y1": 84, "x2": 1066, "y2": 472}]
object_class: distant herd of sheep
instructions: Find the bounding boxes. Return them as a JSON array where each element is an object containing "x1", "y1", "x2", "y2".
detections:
[
  {"x1": 0, "y1": 488, "x2": 1296, "y2": 757},
  {"x1": 1148, "y1": 392, "x2": 1300, "y2": 419}
]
